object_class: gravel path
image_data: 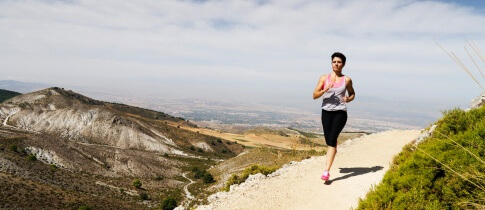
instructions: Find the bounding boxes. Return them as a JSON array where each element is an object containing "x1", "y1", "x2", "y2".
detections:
[{"x1": 198, "y1": 129, "x2": 420, "y2": 210}]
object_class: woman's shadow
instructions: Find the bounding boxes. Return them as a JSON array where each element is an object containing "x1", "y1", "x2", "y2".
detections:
[{"x1": 324, "y1": 166, "x2": 384, "y2": 185}]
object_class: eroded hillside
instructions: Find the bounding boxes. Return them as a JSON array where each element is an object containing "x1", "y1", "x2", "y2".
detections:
[{"x1": 0, "y1": 87, "x2": 244, "y2": 208}]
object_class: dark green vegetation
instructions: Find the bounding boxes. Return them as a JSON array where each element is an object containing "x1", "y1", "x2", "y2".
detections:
[
  {"x1": 358, "y1": 106, "x2": 485, "y2": 209},
  {"x1": 133, "y1": 179, "x2": 142, "y2": 188},
  {"x1": 0, "y1": 89, "x2": 21, "y2": 103},
  {"x1": 161, "y1": 197, "x2": 177, "y2": 210},
  {"x1": 192, "y1": 167, "x2": 215, "y2": 184}
]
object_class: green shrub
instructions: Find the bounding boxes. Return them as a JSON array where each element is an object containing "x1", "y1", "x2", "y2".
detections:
[
  {"x1": 161, "y1": 197, "x2": 177, "y2": 210},
  {"x1": 194, "y1": 170, "x2": 205, "y2": 179},
  {"x1": 133, "y1": 179, "x2": 142, "y2": 188},
  {"x1": 357, "y1": 106, "x2": 485, "y2": 209},
  {"x1": 197, "y1": 148, "x2": 203, "y2": 153},
  {"x1": 223, "y1": 164, "x2": 278, "y2": 191},
  {"x1": 49, "y1": 164, "x2": 58, "y2": 171},
  {"x1": 203, "y1": 173, "x2": 215, "y2": 184},
  {"x1": 26, "y1": 154, "x2": 37, "y2": 161},
  {"x1": 192, "y1": 167, "x2": 215, "y2": 183},
  {"x1": 189, "y1": 146, "x2": 195, "y2": 151},
  {"x1": 77, "y1": 205, "x2": 91, "y2": 210},
  {"x1": 9, "y1": 144, "x2": 17, "y2": 152}
]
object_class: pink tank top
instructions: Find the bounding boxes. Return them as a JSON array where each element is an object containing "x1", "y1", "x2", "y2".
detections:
[
  {"x1": 321, "y1": 74, "x2": 347, "y2": 111},
  {"x1": 322, "y1": 74, "x2": 345, "y2": 89}
]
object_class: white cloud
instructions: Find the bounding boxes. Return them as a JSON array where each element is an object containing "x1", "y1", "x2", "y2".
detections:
[{"x1": 0, "y1": 0, "x2": 484, "y2": 111}]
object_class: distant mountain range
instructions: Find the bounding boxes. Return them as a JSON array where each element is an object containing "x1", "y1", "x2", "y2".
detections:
[{"x1": 0, "y1": 80, "x2": 50, "y2": 93}]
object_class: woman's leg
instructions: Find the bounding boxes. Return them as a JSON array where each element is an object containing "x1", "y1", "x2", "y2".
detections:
[
  {"x1": 325, "y1": 146, "x2": 337, "y2": 171},
  {"x1": 323, "y1": 111, "x2": 347, "y2": 171}
]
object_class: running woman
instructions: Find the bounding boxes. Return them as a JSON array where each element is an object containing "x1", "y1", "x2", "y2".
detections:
[{"x1": 312, "y1": 52, "x2": 355, "y2": 181}]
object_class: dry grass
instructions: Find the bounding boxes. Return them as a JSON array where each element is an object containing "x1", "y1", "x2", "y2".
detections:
[{"x1": 176, "y1": 124, "x2": 365, "y2": 151}]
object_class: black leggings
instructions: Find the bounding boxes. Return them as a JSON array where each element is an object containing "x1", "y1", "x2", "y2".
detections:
[{"x1": 321, "y1": 110, "x2": 347, "y2": 147}]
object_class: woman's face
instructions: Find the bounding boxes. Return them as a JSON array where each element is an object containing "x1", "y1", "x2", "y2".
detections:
[{"x1": 332, "y1": 57, "x2": 344, "y2": 72}]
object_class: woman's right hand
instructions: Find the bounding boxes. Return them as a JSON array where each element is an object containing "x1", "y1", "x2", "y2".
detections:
[{"x1": 322, "y1": 83, "x2": 333, "y2": 92}]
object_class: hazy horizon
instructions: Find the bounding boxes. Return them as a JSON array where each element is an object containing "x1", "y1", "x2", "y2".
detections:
[
  {"x1": 1, "y1": 0, "x2": 485, "y2": 129},
  {"x1": 0, "y1": 79, "x2": 464, "y2": 132}
]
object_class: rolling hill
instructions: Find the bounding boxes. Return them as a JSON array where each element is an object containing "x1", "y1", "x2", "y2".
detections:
[{"x1": 0, "y1": 87, "x2": 244, "y2": 208}]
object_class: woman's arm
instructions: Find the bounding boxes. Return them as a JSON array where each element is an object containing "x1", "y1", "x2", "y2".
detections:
[
  {"x1": 313, "y1": 75, "x2": 331, "y2": 99},
  {"x1": 343, "y1": 77, "x2": 355, "y2": 102}
]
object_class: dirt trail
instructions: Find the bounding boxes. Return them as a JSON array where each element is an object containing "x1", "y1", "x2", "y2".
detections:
[{"x1": 198, "y1": 130, "x2": 420, "y2": 210}]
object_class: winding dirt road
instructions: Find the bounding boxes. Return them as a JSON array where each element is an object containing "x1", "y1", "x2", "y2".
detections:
[{"x1": 198, "y1": 130, "x2": 420, "y2": 210}]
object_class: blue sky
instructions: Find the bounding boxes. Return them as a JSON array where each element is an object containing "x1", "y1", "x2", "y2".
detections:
[
  {"x1": 0, "y1": 0, "x2": 484, "y2": 121},
  {"x1": 439, "y1": 0, "x2": 485, "y2": 10}
]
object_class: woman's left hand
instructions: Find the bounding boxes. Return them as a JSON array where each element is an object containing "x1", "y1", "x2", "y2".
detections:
[{"x1": 342, "y1": 96, "x2": 350, "y2": 103}]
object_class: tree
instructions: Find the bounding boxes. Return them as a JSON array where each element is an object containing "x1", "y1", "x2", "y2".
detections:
[
  {"x1": 161, "y1": 197, "x2": 177, "y2": 210},
  {"x1": 203, "y1": 173, "x2": 215, "y2": 184}
]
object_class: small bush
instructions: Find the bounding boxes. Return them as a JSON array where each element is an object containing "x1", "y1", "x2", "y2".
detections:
[
  {"x1": 223, "y1": 164, "x2": 278, "y2": 191},
  {"x1": 161, "y1": 197, "x2": 177, "y2": 210},
  {"x1": 194, "y1": 170, "x2": 205, "y2": 179},
  {"x1": 78, "y1": 205, "x2": 91, "y2": 210},
  {"x1": 49, "y1": 164, "x2": 58, "y2": 171},
  {"x1": 133, "y1": 179, "x2": 142, "y2": 188},
  {"x1": 139, "y1": 192, "x2": 149, "y2": 200},
  {"x1": 192, "y1": 167, "x2": 215, "y2": 183},
  {"x1": 189, "y1": 146, "x2": 195, "y2": 151},
  {"x1": 197, "y1": 148, "x2": 203, "y2": 153},
  {"x1": 26, "y1": 154, "x2": 37, "y2": 161},
  {"x1": 221, "y1": 149, "x2": 228, "y2": 154},
  {"x1": 9, "y1": 144, "x2": 17, "y2": 152},
  {"x1": 217, "y1": 139, "x2": 222, "y2": 143},
  {"x1": 203, "y1": 173, "x2": 215, "y2": 183}
]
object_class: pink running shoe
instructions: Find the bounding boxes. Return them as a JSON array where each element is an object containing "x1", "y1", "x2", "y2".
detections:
[{"x1": 321, "y1": 170, "x2": 330, "y2": 181}]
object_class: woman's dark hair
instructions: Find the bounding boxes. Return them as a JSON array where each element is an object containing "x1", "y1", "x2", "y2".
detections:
[{"x1": 331, "y1": 52, "x2": 346, "y2": 66}]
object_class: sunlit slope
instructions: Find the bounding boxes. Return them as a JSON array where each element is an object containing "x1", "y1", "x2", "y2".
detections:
[{"x1": 358, "y1": 106, "x2": 485, "y2": 209}]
